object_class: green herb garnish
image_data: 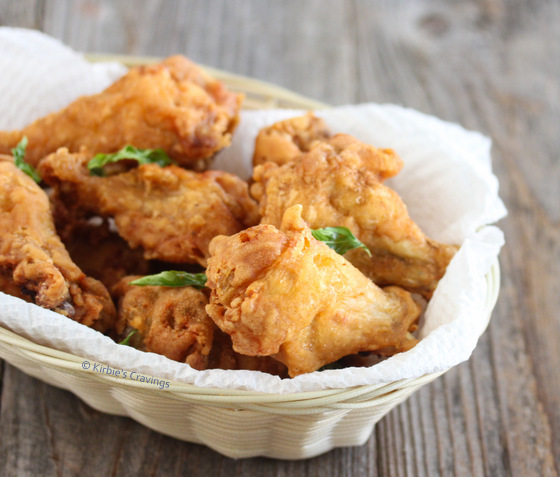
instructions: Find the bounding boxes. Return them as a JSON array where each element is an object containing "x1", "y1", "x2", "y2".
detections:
[
  {"x1": 87, "y1": 145, "x2": 174, "y2": 176},
  {"x1": 118, "y1": 329, "x2": 138, "y2": 346},
  {"x1": 130, "y1": 271, "x2": 208, "y2": 289},
  {"x1": 11, "y1": 136, "x2": 41, "y2": 183},
  {"x1": 311, "y1": 226, "x2": 371, "y2": 257}
]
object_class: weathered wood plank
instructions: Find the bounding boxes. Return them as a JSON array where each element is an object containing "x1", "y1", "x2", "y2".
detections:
[{"x1": 0, "y1": 0, "x2": 43, "y2": 29}]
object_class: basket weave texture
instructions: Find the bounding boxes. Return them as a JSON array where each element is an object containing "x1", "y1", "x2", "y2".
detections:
[{"x1": 0, "y1": 57, "x2": 501, "y2": 459}]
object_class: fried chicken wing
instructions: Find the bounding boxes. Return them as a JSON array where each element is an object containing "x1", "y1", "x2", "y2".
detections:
[
  {"x1": 253, "y1": 114, "x2": 403, "y2": 181},
  {"x1": 322, "y1": 133, "x2": 404, "y2": 181},
  {"x1": 113, "y1": 276, "x2": 286, "y2": 374},
  {"x1": 0, "y1": 270, "x2": 31, "y2": 302},
  {"x1": 205, "y1": 205, "x2": 421, "y2": 377},
  {"x1": 38, "y1": 148, "x2": 260, "y2": 265},
  {"x1": 252, "y1": 113, "x2": 332, "y2": 167},
  {"x1": 0, "y1": 156, "x2": 116, "y2": 331},
  {"x1": 251, "y1": 141, "x2": 456, "y2": 297},
  {"x1": 48, "y1": 200, "x2": 150, "y2": 290},
  {"x1": 113, "y1": 276, "x2": 214, "y2": 370},
  {"x1": 0, "y1": 56, "x2": 242, "y2": 169}
]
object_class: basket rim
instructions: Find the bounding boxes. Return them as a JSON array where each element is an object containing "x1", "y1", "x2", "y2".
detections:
[
  {"x1": 85, "y1": 53, "x2": 329, "y2": 111},
  {"x1": 0, "y1": 259, "x2": 500, "y2": 408},
  {"x1": 0, "y1": 54, "x2": 501, "y2": 408}
]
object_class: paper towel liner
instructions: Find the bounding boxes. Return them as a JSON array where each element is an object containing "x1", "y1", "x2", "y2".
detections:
[{"x1": 0, "y1": 28, "x2": 506, "y2": 394}]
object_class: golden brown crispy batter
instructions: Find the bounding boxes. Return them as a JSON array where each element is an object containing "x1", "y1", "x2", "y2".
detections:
[
  {"x1": 251, "y1": 142, "x2": 456, "y2": 297},
  {"x1": 0, "y1": 56, "x2": 242, "y2": 169},
  {"x1": 323, "y1": 133, "x2": 404, "y2": 181},
  {"x1": 206, "y1": 205, "x2": 421, "y2": 377},
  {"x1": 113, "y1": 276, "x2": 287, "y2": 374},
  {"x1": 38, "y1": 148, "x2": 260, "y2": 266},
  {"x1": 252, "y1": 114, "x2": 403, "y2": 181},
  {"x1": 0, "y1": 156, "x2": 116, "y2": 331},
  {"x1": 113, "y1": 276, "x2": 214, "y2": 370},
  {"x1": 252, "y1": 113, "x2": 332, "y2": 168}
]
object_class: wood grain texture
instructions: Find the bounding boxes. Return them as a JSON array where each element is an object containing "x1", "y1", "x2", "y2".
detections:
[{"x1": 0, "y1": 0, "x2": 559, "y2": 475}]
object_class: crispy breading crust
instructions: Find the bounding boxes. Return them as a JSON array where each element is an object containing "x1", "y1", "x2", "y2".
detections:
[
  {"x1": 0, "y1": 56, "x2": 243, "y2": 170},
  {"x1": 251, "y1": 139, "x2": 456, "y2": 297},
  {"x1": 113, "y1": 276, "x2": 214, "y2": 370},
  {"x1": 206, "y1": 205, "x2": 420, "y2": 377},
  {"x1": 0, "y1": 156, "x2": 116, "y2": 331},
  {"x1": 252, "y1": 112, "x2": 333, "y2": 168},
  {"x1": 38, "y1": 148, "x2": 260, "y2": 266}
]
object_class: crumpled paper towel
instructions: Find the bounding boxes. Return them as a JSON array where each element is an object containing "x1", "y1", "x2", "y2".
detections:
[
  {"x1": 0, "y1": 28, "x2": 506, "y2": 393},
  {"x1": 0, "y1": 27, "x2": 127, "y2": 129}
]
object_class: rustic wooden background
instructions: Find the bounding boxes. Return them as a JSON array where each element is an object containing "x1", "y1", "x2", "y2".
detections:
[{"x1": 1, "y1": 0, "x2": 559, "y2": 476}]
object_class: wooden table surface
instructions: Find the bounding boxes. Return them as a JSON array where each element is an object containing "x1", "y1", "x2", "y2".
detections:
[{"x1": 1, "y1": 1, "x2": 559, "y2": 476}]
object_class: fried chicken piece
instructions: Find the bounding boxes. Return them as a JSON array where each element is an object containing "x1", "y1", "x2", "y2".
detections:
[
  {"x1": 253, "y1": 114, "x2": 403, "y2": 181},
  {"x1": 0, "y1": 55, "x2": 242, "y2": 169},
  {"x1": 113, "y1": 276, "x2": 214, "y2": 370},
  {"x1": 65, "y1": 226, "x2": 150, "y2": 290},
  {"x1": 251, "y1": 142, "x2": 457, "y2": 297},
  {"x1": 38, "y1": 148, "x2": 260, "y2": 266},
  {"x1": 0, "y1": 156, "x2": 116, "y2": 331},
  {"x1": 206, "y1": 205, "x2": 421, "y2": 377},
  {"x1": 49, "y1": 204, "x2": 150, "y2": 290},
  {"x1": 322, "y1": 133, "x2": 404, "y2": 181},
  {"x1": 0, "y1": 269, "x2": 32, "y2": 302},
  {"x1": 207, "y1": 329, "x2": 288, "y2": 376},
  {"x1": 252, "y1": 113, "x2": 333, "y2": 168},
  {"x1": 113, "y1": 276, "x2": 287, "y2": 374}
]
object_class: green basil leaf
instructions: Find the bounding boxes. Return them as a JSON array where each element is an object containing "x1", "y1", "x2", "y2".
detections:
[
  {"x1": 311, "y1": 226, "x2": 371, "y2": 257},
  {"x1": 130, "y1": 271, "x2": 208, "y2": 289},
  {"x1": 11, "y1": 136, "x2": 41, "y2": 183},
  {"x1": 118, "y1": 329, "x2": 138, "y2": 346},
  {"x1": 87, "y1": 145, "x2": 174, "y2": 176}
]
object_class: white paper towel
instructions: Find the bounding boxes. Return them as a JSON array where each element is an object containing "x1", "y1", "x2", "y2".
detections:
[
  {"x1": 0, "y1": 27, "x2": 127, "y2": 129},
  {"x1": 0, "y1": 28, "x2": 506, "y2": 393}
]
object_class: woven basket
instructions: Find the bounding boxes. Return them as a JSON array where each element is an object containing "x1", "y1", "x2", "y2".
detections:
[{"x1": 0, "y1": 56, "x2": 501, "y2": 460}]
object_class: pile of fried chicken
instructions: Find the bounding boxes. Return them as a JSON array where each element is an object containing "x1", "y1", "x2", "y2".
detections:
[{"x1": 0, "y1": 56, "x2": 458, "y2": 378}]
